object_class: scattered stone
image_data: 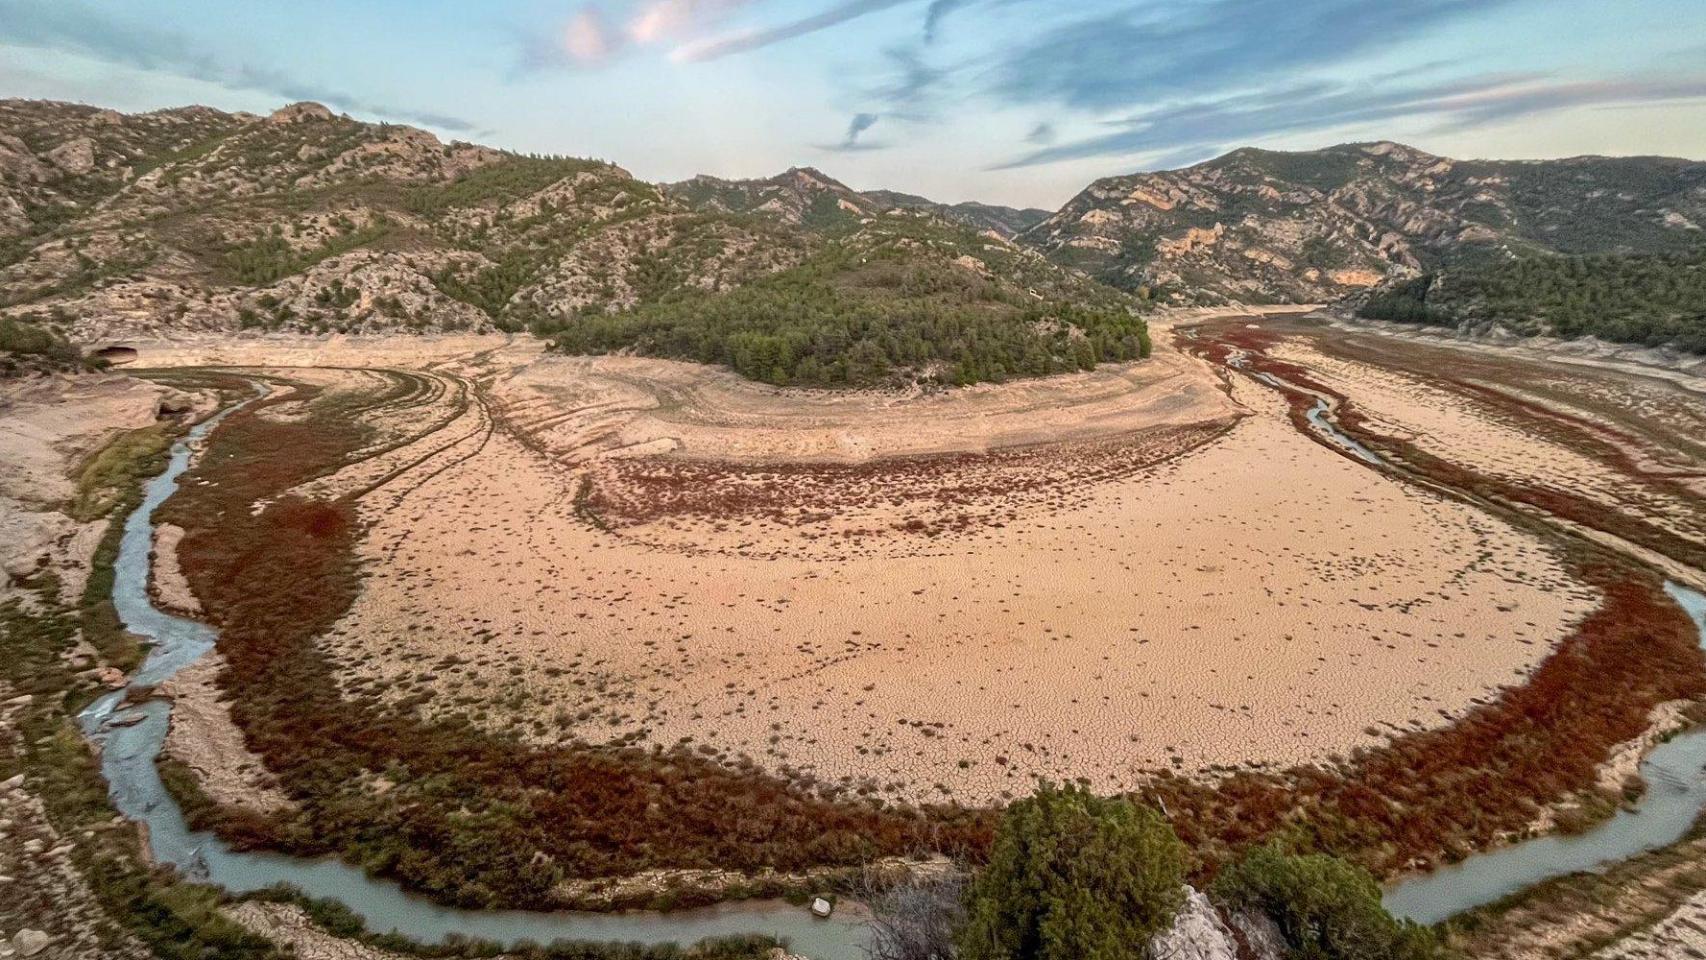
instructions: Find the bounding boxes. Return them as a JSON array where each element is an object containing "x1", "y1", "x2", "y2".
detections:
[
  {"x1": 45, "y1": 136, "x2": 96, "y2": 175},
  {"x1": 12, "y1": 929, "x2": 53, "y2": 957}
]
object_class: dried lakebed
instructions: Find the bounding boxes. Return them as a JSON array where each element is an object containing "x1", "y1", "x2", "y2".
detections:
[
  {"x1": 78, "y1": 382, "x2": 874, "y2": 959},
  {"x1": 79, "y1": 321, "x2": 1706, "y2": 954}
]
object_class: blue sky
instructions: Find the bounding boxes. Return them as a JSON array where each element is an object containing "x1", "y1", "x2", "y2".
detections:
[{"x1": 3, "y1": 0, "x2": 1704, "y2": 207}]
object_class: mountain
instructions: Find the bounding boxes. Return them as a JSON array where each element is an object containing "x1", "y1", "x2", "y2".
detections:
[
  {"x1": 861, "y1": 190, "x2": 1050, "y2": 238},
  {"x1": 662, "y1": 167, "x2": 885, "y2": 229},
  {"x1": 664, "y1": 172, "x2": 1049, "y2": 239},
  {"x1": 0, "y1": 100, "x2": 1140, "y2": 387},
  {"x1": 7, "y1": 96, "x2": 1703, "y2": 367},
  {"x1": 1023, "y1": 141, "x2": 1706, "y2": 304}
]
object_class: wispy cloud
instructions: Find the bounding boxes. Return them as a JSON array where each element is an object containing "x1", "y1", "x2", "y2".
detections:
[
  {"x1": 923, "y1": 0, "x2": 975, "y2": 43},
  {"x1": 528, "y1": 0, "x2": 753, "y2": 68},
  {"x1": 674, "y1": 0, "x2": 915, "y2": 62},
  {"x1": 991, "y1": 0, "x2": 1513, "y2": 111},
  {"x1": 1024, "y1": 121, "x2": 1055, "y2": 145},
  {"x1": 820, "y1": 111, "x2": 887, "y2": 152},
  {"x1": 996, "y1": 73, "x2": 1706, "y2": 168},
  {"x1": 869, "y1": 47, "x2": 947, "y2": 119},
  {"x1": 0, "y1": 0, "x2": 477, "y2": 131}
]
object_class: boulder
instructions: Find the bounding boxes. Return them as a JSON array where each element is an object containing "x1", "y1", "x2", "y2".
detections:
[
  {"x1": 268, "y1": 102, "x2": 335, "y2": 124},
  {"x1": 46, "y1": 137, "x2": 96, "y2": 175},
  {"x1": 12, "y1": 929, "x2": 53, "y2": 957},
  {"x1": 1150, "y1": 886, "x2": 1239, "y2": 960}
]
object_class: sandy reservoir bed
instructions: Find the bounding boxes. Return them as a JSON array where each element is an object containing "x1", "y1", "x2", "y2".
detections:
[{"x1": 126, "y1": 322, "x2": 1601, "y2": 806}]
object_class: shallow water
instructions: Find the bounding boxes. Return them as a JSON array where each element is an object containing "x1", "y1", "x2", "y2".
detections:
[
  {"x1": 81, "y1": 384, "x2": 1706, "y2": 945},
  {"x1": 78, "y1": 391, "x2": 869, "y2": 960},
  {"x1": 1232, "y1": 340, "x2": 1706, "y2": 926},
  {"x1": 1383, "y1": 581, "x2": 1706, "y2": 925}
]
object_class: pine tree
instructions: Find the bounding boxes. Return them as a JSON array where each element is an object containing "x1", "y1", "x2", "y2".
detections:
[{"x1": 957, "y1": 784, "x2": 1185, "y2": 960}]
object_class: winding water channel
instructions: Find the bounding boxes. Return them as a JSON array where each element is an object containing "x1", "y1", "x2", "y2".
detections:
[
  {"x1": 76, "y1": 381, "x2": 1706, "y2": 953},
  {"x1": 1270, "y1": 365, "x2": 1706, "y2": 925},
  {"x1": 76, "y1": 392, "x2": 871, "y2": 960}
]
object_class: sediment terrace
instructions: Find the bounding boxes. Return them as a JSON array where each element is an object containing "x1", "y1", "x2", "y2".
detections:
[{"x1": 134, "y1": 321, "x2": 1605, "y2": 807}]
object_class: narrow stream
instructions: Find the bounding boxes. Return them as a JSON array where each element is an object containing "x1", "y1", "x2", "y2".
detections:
[
  {"x1": 1231, "y1": 358, "x2": 1706, "y2": 924},
  {"x1": 1383, "y1": 581, "x2": 1706, "y2": 925},
  {"x1": 77, "y1": 391, "x2": 870, "y2": 960}
]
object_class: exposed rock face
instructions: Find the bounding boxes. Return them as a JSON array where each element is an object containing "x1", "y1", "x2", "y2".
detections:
[
  {"x1": 1149, "y1": 887, "x2": 1240, "y2": 960},
  {"x1": 3, "y1": 100, "x2": 1115, "y2": 346},
  {"x1": 44, "y1": 136, "x2": 95, "y2": 175},
  {"x1": 1023, "y1": 142, "x2": 1706, "y2": 303},
  {"x1": 268, "y1": 101, "x2": 337, "y2": 124},
  {"x1": 1226, "y1": 907, "x2": 1287, "y2": 960}
]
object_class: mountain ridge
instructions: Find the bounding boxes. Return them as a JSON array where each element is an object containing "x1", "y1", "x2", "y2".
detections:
[
  {"x1": 0, "y1": 99, "x2": 1144, "y2": 387},
  {"x1": 3, "y1": 98, "x2": 1703, "y2": 365},
  {"x1": 1024, "y1": 139, "x2": 1706, "y2": 304}
]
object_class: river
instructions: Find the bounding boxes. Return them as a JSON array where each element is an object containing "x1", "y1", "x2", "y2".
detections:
[
  {"x1": 77, "y1": 390, "x2": 872, "y2": 960},
  {"x1": 77, "y1": 381, "x2": 1706, "y2": 949},
  {"x1": 1250, "y1": 363, "x2": 1706, "y2": 925}
]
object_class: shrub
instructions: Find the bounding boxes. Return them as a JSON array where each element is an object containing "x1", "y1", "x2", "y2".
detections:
[
  {"x1": 1210, "y1": 842, "x2": 1437, "y2": 960},
  {"x1": 957, "y1": 784, "x2": 1185, "y2": 960}
]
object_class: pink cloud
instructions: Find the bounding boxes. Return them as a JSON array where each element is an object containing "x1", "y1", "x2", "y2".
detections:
[{"x1": 560, "y1": 6, "x2": 616, "y2": 64}]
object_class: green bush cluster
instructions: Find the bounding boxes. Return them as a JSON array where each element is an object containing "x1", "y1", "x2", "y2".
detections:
[
  {"x1": 549, "y1": 250, "x2": 1149, "y2": 387},
  {"x1": 222, "y1": 219, "x2": 392, "y2": 286},
  {"x1": 957, "y1": 784, "x2": 1185, "y2": 960},
  {"x1": 1211, "y1": 842, "x2": 1438, "y2": 960},
  {"x1": 405, "y1": 155, "x2": 610, "y2": 215},
  {"x1": 0, "y1": 315, "x2": 92, "y2": 376}
]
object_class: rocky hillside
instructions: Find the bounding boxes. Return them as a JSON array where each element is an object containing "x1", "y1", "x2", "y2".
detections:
[
  {"x1": 9, "y1": 97, "x2": 1701, "y2": 356},
  {"x1": 0, "y1": 100, "x2": 1127, "y2": 357},
  {"x1": 664, "y1": 171, "x2": 1050, "y2": 239},
  {"x1": 1024, "y1": 141, "x2": 1706, "y2": 303},
  {"x1": 862, "y1": 190, "x2": 1050, "y2": 238}
]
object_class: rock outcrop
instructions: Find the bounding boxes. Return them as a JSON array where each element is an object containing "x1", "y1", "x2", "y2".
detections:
[{"x1": 1023, "y1": 142, "x2": 1706, "y2": 303}]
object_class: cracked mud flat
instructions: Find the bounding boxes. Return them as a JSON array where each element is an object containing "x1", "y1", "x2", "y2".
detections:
[{"x1": 132, "y1": 323, "x2": 1601, "y2": 807}]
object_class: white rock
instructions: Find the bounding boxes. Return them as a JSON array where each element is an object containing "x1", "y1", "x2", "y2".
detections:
[
  {"x1": 1227, "y1": 907, "x2": 1287, "y2": 960},
  {"x1": 46, "y1": 137, "x2": 96, "y2": 175},
  {"x1": 12, "y1": 928, "x2": 53, "y2": 957},
  {"x1": 1149, "y1": 887, "x2": 1238, "y2": 960},
  {"x1": 810, "y1": 896, "x2": 833, "y2": 918}
]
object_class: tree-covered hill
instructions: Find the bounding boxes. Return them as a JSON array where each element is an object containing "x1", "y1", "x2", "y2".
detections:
[
  {"x1": 1358, "y1": 248, "x2": 1706, "y2": 352},
  {"x1": 1025, "y1": 141, "x2": 1706, "y2": 304},
  {"x1": 0, "y1": 100, "x2": 1143, "y2": 388},
  {"x1": 546, "y1": 215, "x2": 1149, "y2": 387}
]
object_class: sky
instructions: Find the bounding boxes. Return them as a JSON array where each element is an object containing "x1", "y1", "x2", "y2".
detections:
[{"x1": 3, "y1": 0, "x2": 1705, "y2": 208}]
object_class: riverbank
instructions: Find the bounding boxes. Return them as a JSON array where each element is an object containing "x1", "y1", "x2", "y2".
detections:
[{"x1": 7, "y1": 312, "x2": 1704, "y2": 957}]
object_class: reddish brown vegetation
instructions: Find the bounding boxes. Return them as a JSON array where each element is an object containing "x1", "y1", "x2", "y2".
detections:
[
  {"x1": 154, "y1": 354, "x2": 1704, "y2": 912},
  {"x1": 1167, "y1": 322, "x2": 1706, "y2": 877},
  {"x1": 1150, "y1": 567, "x2": 1704, "y2": 879},
  {"x1": 583, "y1": 424, "x2": 1228, "y2": 541},
  {"x1": 159, "y1": 377, "x2": 992, "y2": 910}
]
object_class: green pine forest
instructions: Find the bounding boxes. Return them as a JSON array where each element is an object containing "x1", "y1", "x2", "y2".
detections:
[
  {"x1": 543, "y1": 248, "x2": 1151, "y2": 388},
  {"x1": 1359, "y1": 248, "x2": 1706, "y2": 352}
]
